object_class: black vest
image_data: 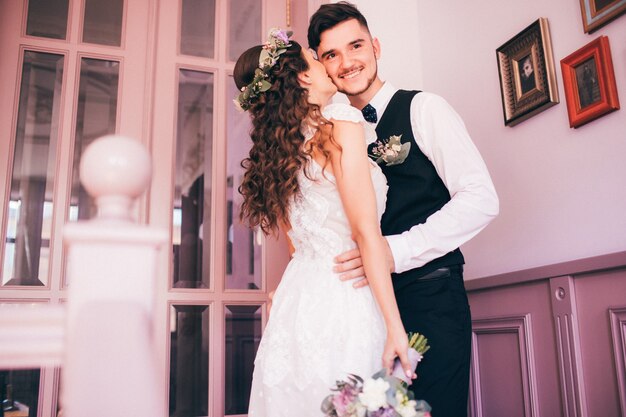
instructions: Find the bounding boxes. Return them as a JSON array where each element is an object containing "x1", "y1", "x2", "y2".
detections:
[{"x1": 371, "y1": 90, "x2": 464, "y2": 288}]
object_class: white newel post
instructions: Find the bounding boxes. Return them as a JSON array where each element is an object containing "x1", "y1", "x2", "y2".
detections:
[{"x1": 61, "y1": 135, "x2": 167, "y2": 417}]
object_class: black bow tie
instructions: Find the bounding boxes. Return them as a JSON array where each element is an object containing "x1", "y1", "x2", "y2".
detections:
[{"x1": 361, "y1": 104, "x2": 377, "y2": 123}]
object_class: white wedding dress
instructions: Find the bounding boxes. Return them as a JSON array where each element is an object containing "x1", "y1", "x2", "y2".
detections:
[{"x1": 248, "y1": 103, "x2": 388, "y2": 417}]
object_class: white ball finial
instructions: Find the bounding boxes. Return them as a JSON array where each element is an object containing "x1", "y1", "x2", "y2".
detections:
[{"x1": 79, "y1": 135, "x2": 152, "y2": 220}]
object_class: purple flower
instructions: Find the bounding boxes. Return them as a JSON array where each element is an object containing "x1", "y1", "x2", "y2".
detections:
[
  {"x1": 269, "y1": 28, "x2": 289, "y2": 45},
  {"x1": 370, "y1": 407, "x2": 397, "y2": 417},
  {"x1": 332, "y1": 384, "x2": 359, "y2": 416}
]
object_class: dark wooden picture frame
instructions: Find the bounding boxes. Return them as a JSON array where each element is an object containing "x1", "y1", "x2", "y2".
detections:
[
  {"x1": 560, "y1": 36, "x2": 620, "y2": 128},
  {"x1": 496, "y1": 18, "x2": 559, "y2": 127},
  {"x1": 579, "y1": 0, "x2": 626, "y2": 33}
]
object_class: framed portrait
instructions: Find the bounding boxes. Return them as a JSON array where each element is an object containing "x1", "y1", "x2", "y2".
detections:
[
  {"x1": 496, "y1": 18, "x2": 559, "y2": 127},
  {"x1": 560, "y1": 36, "x2": 620, "y2": 128},
  {"x1": 579, "y1": 0, "x2": 626, "y2": 33}
]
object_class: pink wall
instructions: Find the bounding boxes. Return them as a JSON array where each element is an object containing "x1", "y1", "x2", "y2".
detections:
[
  {"x1": 414, "y1": 2, "x2": 626, "y2": 279},
  {"x1": 339, "y1": 0, "x2": 625, "y2": 278}
]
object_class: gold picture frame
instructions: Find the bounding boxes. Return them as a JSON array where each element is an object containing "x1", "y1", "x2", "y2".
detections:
[
  {"x1": 496, "y1": 18, "x2": 559, "y2": 127},
  {"x1": 580, "y1": 0, "x2": 626, "y2": 33}
]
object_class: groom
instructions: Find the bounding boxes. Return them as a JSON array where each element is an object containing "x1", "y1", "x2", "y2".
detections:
[{"x1": 308, "y1": 3, "x2": 499, "y2": 417}]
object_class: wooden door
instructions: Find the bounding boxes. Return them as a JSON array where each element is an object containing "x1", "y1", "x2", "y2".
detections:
[
  {"x1": 0, "y1": 0, "x2": 152, "y2": 415},
  {"x1": 0, "y1": 0, "x2": 307, "y2": 416},
  {"x1": 148, "y1": 1, "x2": 298, "y2": 415}
]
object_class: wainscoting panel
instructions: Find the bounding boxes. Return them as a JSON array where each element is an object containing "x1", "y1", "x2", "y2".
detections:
[
  {"x1": 609, "y1": 307, "x2": 626, "y2": 417},
  {"x1": 470, "y1": 315, "x2": 538, "y2": 417},
  {"x1": 466, "y1": 252, "x2": 626, "y2": 417},
  {"x1": 468, "y1": 280, "x2": 562, "y2": 417},
  {"x1": 575, "y1": 267, "x2": 626, "y2": 417}
]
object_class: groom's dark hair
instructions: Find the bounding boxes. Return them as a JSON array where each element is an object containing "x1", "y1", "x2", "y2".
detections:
[{"x1": 307, "y1": 1, "x2": 371, "y2": 52}]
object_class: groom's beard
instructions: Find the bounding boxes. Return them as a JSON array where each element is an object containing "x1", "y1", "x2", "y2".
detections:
[{"x1": 337, "y1": 66, "x2": 378, "y2": 97}]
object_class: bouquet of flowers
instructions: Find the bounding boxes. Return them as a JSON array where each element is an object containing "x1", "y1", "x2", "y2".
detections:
[{"x1": 321, "y1": 332, "x2": 431, "y2": 417}]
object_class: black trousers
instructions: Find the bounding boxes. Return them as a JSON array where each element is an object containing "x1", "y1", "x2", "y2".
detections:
[{"x1": 394, "y1": 265, "x2": 471, "y2": 417}]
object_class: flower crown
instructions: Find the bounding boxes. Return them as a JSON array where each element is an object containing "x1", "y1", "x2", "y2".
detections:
[{"x1": 234, "y1": 28, "x2": 293, "y2": 111}]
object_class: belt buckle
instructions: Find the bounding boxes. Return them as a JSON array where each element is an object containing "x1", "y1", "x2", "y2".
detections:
[{"x1": 416, "y1": 267, "x2": 451, "y2": 281}]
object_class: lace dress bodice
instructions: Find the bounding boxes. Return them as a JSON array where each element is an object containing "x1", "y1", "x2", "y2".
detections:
[{"x1": 287, "y1": 103, "x2": 388, "y2": 262}]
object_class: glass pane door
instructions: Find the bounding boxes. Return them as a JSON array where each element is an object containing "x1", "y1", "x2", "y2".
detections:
[
  {"x1": 2, "y1": 51, "x2": 64, "y2": 287},
  {"x1": 1, "y1": 0, "x2": 297, "y2": 415},
  {"x1": 26, "y1": 0, "x2": 70, "y2": 39},
  {"x1": 150, "y1": 0, "x2": 296, "y2": 415},
  {"x1": 172, "y1": 69, "x2": 214, "y2": 289},
  {"x1": 226, "y1": 77, "x2": 262, "y2": 291},
  {"x1": 0, "y1": 0, "x2": 151, "y2": 415},
  {"x1": 69, "y1": 57, "x2": 120, "y2": 222}
]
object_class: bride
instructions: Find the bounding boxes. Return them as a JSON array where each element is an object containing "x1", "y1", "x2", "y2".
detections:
[{"x1": 234, "y1": 29, "x2": 412, "y2": 416}]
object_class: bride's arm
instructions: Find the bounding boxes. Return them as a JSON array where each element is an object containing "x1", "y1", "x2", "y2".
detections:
[
  {"x1": 267, "y1": 224, "x2": 295, "y2": 317},
  {"x1": 327, "y1": 119, "x2": 412, "y2": 376}
]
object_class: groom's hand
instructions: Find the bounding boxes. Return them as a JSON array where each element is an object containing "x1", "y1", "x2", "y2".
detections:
[
  {"x1": 334, "y1": 248, "x2": 368, "y2": 287},
  {"x1": 333, "y1": 242, "x2": 395, "y2": 288}
]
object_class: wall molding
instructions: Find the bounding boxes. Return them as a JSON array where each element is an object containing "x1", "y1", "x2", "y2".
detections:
[
  {"x1": 609, "y1": 307, "x2": 626, "y2": 417},
  {"x1": 466, "y1": 251, "x2": 626, "y2": 291},
  {"x1": 469, "y1": 314, "x2": 539, "y2": 417},
  {"x1": 550, "y1": 276, "x2": 588, "y2": 417}
]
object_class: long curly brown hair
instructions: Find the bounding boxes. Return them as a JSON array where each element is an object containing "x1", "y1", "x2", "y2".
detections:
[{"x1": 234, "y1": 41, "x2": 333, "y2": 235}]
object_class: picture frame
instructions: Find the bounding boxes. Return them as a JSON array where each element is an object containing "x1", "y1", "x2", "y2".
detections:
[
  {"x1": 496, "y1": 18, "x2": 559, "y2": 127},
  {"x1": 579, "y1": 0, "x2": 626, "y2": 33},
  {"x1": 560, "y1": 36, "x2": 620, "y2": 128}
]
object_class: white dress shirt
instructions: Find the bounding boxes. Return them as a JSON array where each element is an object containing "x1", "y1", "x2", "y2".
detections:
[{"x1": 368, "y1": 82, "x2": 499, "y2": 274}]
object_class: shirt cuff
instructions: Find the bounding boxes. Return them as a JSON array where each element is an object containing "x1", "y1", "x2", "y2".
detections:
[{"x1": 385, "y1": 234, "x2": 413, "y2": 274}]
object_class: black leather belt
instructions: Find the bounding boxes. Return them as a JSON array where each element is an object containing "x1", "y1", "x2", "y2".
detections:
[{"x1": 415, "y1": 267, "x2": 452, "y2": 281}]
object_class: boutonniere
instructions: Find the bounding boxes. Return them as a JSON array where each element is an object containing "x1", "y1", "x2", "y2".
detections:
[{"x1": 369, "y1": 134, "x2": 411, "y2": 166}]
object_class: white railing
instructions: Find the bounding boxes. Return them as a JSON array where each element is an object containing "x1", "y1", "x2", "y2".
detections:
[
  {"x1": 0, "y1": 135, "x2": 167, "y2": 417},
  {"x1": 0, "y1": 304, "x2": 65, "y2": 369}
]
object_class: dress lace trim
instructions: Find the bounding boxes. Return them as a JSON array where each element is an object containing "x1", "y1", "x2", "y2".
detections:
[{"x1": 322, "y1": 103, "x2": 364, "y2": 123}]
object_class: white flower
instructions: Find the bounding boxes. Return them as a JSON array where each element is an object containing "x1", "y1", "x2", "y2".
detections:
[
  {"x1": 395, "y1": 391, "x2": 405, "y2": 404},
  {"x1": 358, "y1": 378, "x2": 390, "y2": 411},
  {"x1": 394, "y1": 391, "x2": 418, "y2": 417},
  {"x1": 396, "y1": 400, "x2": 418, "y2": 417},
  {"x1": 391, "y1": 143, "x2": 402, "y2": 152}
]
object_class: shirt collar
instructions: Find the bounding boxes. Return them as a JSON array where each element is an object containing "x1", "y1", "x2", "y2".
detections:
[{"x1": 369, "y1": 82, "x2": 397, "y2": 124}]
